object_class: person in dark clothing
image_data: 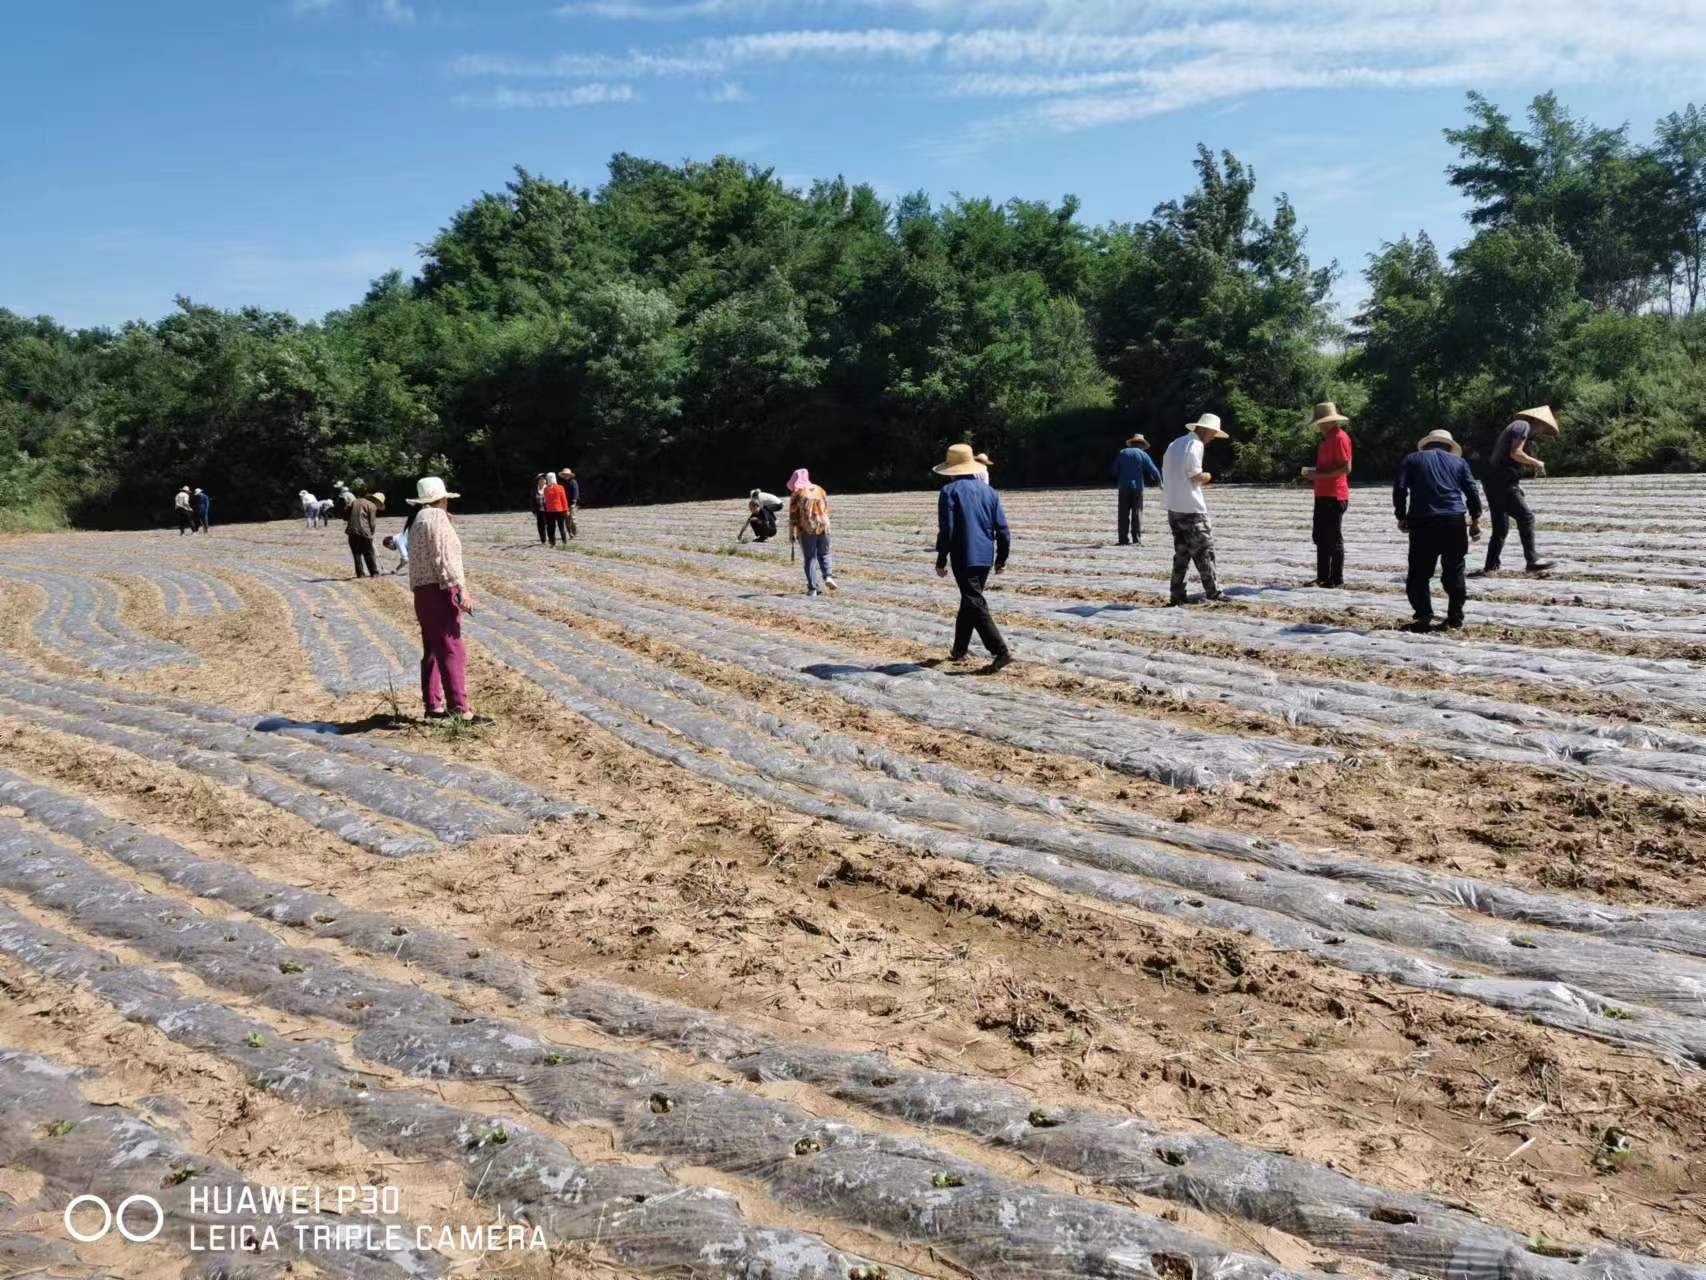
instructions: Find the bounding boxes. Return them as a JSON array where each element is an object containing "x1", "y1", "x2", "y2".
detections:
[
  {"x1": 561, "y1": 469, "x2": 579, "y2": 538},
  {"x1": 1299, "y1": 402, "x2": 1352, "y2": 586},
  {"x1": 1110, "y1": 434, "x2": 1162, "y2": 546},
  {"x1": 346, "y1": 492, "x2": 384, "y2": 578},
  {"x1": 933, "y1": 443, "x2": 1012, "y2": 668},
  {"x1": 192, "y1": 487, "x2": 211, "y2": 533},
  {"x1": 1482, "y1": 405, "x2": 1557, "y2": 574},
  {"x1": 532, "y1": 474, "x2": 549, "y2": 545},
  {"x1": 1394, "y1": 430, "x2": 1483, "y2": 631}
]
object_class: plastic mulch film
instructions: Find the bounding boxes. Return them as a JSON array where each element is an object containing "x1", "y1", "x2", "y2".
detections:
[
  {"x1": 465, "y1": 598, "x2": 1706, "y2": 1065},
  {"x1": 237, "y1": 560, "x2": 415, "y2": 695},
  {"x1": 539, "y1": 566, "x2": 1706, "y2": 798},
  {"x1": 0, "y1": 656, "x2": 585, "y2": 836},
  {"x1": 0, "y1": 910, "x2": 927, "y2": 1280},
  {"x1": 0, "y1": 566, "x2": 194, "y2": 670},
  {"x1": 0, "y1": 827, "x2": 1322, "y2": 1280},
  {"x1": 0, "y1": 1048, "x2": 445, "y2": 1279},
  {"x1": 0, "y1": 766, "x2": 1690, "y2": 1280}
]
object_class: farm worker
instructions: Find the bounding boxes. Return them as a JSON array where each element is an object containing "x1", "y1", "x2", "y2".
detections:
[
  {"x1": 541, "y1": 472, "x2": 570, "y2": 547},
  {"x1": 1482, "y1": 405, "x2": 1557, "y2": 575},
  {"x1": 934, "y1": 443, "x2": 1013, "y2": 669},
  {"x1": 787, "y1": 468, "x2": 837, "y2": 596},
  {"x1": 345, "y1": 491, "x2": 384, "y2": 578},
  {"x1": 972, "y1": 452, "x2": 993, "y2": 484},
  {"x1": 1394, "y1": 429, "x2": 1484, "y2": 632},
  {"x1": 1299, "y1": 402, "x2": 1353, "y2": 587},
  {"x1": 192, "y1": 487, "x2": 211, "y2": 533},
  {"x1": 174, "y1": 486, "x2": 193, "y2": 535},
  {"x1": 532, "y1": 474, "x2": 549, "y2": 545},
  {"x1": 740, "y1": 489, "x2": 783, "y2": 543},
  {"x1": 300, "y1": 490, "x2": 320, "y2": 528},
  {"x1": 316, "y1": 496, "x2": 337, "y2": 526},
  {"x1": 1161, "y1": 413, "x2": 1229, "y2": 606},
  {"x1": 561, "y1": 468, "x2": 580, "y2": 538},
  {"x1": 1111, "y1": 433, "x2": 1161, "y2": 547},
  {"x1": 406, "y1": 476, "x2": 490, "y2": 724}
]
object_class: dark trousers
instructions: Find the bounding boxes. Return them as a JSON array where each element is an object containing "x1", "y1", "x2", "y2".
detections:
[
  {"x1": 534, "y1": 510, "x2": 548, "y2": 544},
  {"x1": 176, "y1": 510, "x2": 192, "y2": 535},
  {"x1": 1484, "y1": 477, "x2": 1536, "y2": 570},
  {"x1": 1312, "y1": 497, "x2": 1347, "y2": 585},
  {"x1": 565, "y1": 507, "x2": 577, "y2": 538},
  {"x1": 546, "y1": 512, "x2": 569, "y2": 545},
  {"x1": 1117, "y1": 486, "x2": 1144, "y2": 544},
  {"x1": 1407, "y1": 515, "x2": 1469, "y2": 623},
  {"x1": 950, "y1": 563, "x2": 1009, "y2": 659},
  {"x1": 348, "y1": 533, "x2": 378, "y2": 577}
]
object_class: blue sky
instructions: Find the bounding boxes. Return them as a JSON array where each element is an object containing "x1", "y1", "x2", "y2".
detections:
[{"x1": 3, "y1": 0, "x2": 1699, "y2": 330}]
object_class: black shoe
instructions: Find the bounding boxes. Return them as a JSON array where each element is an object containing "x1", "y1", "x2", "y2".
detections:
[
  {"x1": 1403, "y1": 618, "x2": 1433, "y2": 634},
  {"x1": 1442, "y1": 617, "x2": 1464, "y2": 630},
  {"x1": 1117, "y1": 540, "x2": 1130, "y2": 546},
  {"x1": 425, "y1": 708, "x2": 450, "y2": 720},
  {"x1": 454, "y1": 713, "x2": 495, "y2": 726},
  {"x1": 948, "y1": 650, "x2": 969, "y2": 662},
  {"x1": 1204, "y1": 590, "x2": 1226, "y2": 603},
  {"x1": 1525, "y1": 561, "x2": 1555, "y2": 574},
  {"x1": 987, "y1": 653, "x2": 1013, "y2": 671},
  {"x1": 1167, "y1": 597, "x2": 1188, "y2": 608}
]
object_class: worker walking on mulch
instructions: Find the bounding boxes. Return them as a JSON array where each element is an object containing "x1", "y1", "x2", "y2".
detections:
[
  {"x1": 345, "y1": 491, "x2": 384, "y2": 578},
  {"x1": 1162, "y1": 414, "x2": 1229, "y2": 605},
  {"x1": 531, "y1": 474, "x2": 549, "y2": 545},
  {"x1": 1300, "y1": 402, "x2": 1352, "y2": 586},
  {"x1": 934, "y1": 443, "x2": 1012, "y2": 669},
  {"x1": 173, "y1": 486, "x2": 193, "y2": 535},
  {"x1": 406, "y1": 476, "x2": 490, "y2": 725},
  {"x1": 1111, "y1": 433, "x2": 1161, "y2": 547},
  {"x1": 542, "y1": 472, "x2": 570, "y2": 547},
  {"x1": 1482, "y1": 405, "x2": 1558, "y2": 575},
  {"x1": 561, "y1": 468, "x2": 580, "y2": 538},
  {"x1": 1394, "y1": 429, "x2": 1483, "y2": 632},
  {"x1": 787, "y1": 468, "x2": 837, "y2": 596}
]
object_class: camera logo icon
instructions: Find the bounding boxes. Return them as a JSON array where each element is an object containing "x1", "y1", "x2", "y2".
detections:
[{"x1": 63, "y1": 1194, "x2": 165, "y2": 1244}]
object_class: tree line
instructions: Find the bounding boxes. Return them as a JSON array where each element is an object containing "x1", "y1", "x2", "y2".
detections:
[{"x1": 2, "y1": 90, "x2": 1703, "y2": 530}]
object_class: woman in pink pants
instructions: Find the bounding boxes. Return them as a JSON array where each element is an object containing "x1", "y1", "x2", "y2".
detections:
[{"x1": 405, "y1": 476, "x2": 492, "y2": 725}]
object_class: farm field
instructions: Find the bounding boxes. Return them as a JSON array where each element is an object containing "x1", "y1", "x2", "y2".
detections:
[{"x1": 0, "y1": 476, "x2": 1703, "y2": 1280}]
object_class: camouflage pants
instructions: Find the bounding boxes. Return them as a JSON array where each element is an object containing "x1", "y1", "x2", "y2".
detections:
[{"x1": 1168, "y1": 512, "x2": 1218, "y2": 602}]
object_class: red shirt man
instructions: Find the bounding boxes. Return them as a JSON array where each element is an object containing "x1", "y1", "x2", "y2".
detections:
[{"x1": 1313, "y1": 425, "x2": 1352, "y2": 500}]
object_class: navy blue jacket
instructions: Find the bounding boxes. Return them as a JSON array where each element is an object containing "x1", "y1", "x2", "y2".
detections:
[
  {"x1": 1112, "y1": 447, "x2": 1162, "y2": 490},
  {"x1": 566, "y1": 477, "x2": 580, "y2": 505},
  {"x1": 1393, "y1": 449, "x2": 1483, "y2": 521},
  {"x1": 936, "y1": 476, "x2": 1011, "y2": 570}
]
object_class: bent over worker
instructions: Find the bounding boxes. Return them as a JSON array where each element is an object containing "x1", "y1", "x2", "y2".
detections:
[
  {"x1": 1394, "y1": 429, "x2": 1483, "y2": 632},
  {"x1": 934, "y1": 443, "x2": 1012, "y2": 669}
]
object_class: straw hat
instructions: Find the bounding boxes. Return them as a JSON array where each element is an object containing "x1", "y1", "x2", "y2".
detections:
[
  {"x1": 1126, "y1": 434, "x2": 1149, "y2": 448},
  {"x1": 933, "y1": 443, "x2": 984, "y2": 477},
  {"x1": 1515, "y1": 405, "x2": 1559, "y2": 433},
  {"x1": 370, "y1": 492, "x2": 385, "y2": 507},
  {"x1": 1309, "y1": 401, "x2": 1350, "y2": 428},
  {"x1": 1417, "y1": 429, "x2": 1461, "y2": 455},
  {"x1": 407, "y1": 476, "x2": 460, "y2": 505},
  {"x1": 973, "y1": 452, "x2": 993, "y2": 467},
  {"x1": 1185, "y1": 413, "x2": 1230, "y2": 440}
]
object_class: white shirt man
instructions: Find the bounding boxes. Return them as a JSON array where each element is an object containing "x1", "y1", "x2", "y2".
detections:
[{"x1": 1160, "y1": 414, "x2": 1229, "y2": 605}]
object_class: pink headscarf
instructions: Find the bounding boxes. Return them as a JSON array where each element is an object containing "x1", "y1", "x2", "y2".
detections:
[{"x1": 785, "y1": 468, "x2": 812, "y2": 493}]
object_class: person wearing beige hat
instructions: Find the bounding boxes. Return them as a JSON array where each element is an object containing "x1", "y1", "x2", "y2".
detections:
[
  {"x1": 934, "y1": 443, "x2": 1012, "y2": 669},
  {"x1": 972, "y1": 452, "x2": 993, "y2": 484},
  {"x1": 406, "y1": 476, "x2": 489, "y2": 725},
  {"x1": 1393, "y1": 429, "x2": 1483, "y2": 631},
  {"x1": 1161, "y1": 414, "x2": 1229, "y2": 605},
  {"x1": 1482, "y1": 405, "x2": 1558, "y2": 575},
  {"x1": 344, "y1": 490, "x2": 385, "y2": 578},
  {"x1": 1111, "y1": 432, "x2": 1161, "y2": 546},
  {"x1": 1299, "y1": 402, "x2": 1353, "y2": 586}
]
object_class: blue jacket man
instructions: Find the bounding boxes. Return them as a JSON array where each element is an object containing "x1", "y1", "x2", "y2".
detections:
[
  {"x1": 1111, "y1": 434, "x2": 1161, "y2": 546},
  {"x1": 1393, "y1": 429, "x2": 1483, "y2": 631},
  {"x1": 933, "y1": 444, "x2": 1011, "y2": 667}
]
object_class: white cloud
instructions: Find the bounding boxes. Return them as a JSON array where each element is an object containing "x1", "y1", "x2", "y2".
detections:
[
  {"x1": 373, "y1": 0, "x2": 414, "y2": 23},
  {"x1": 453, "y1": 84, "x2": 641, "y2": 109},
  {"x1": 450, "y1": 51, "x2": 726, "y2": 77},
  {"x1": 706, "y1": 81, "x2": 753, "y2": 103},
  {"x1": 291, "y1": 0, "x2": 337, "y2": 13},
  {"x1": 702, "y1": 28, "x2": 946, "y2": 61}
]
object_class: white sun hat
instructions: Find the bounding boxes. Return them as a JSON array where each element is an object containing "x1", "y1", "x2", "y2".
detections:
[
  {"x1": 1416, "y1": 429, "x2": 1462, "y2": 455},
  {"x1": 407, "y1": 476, "x2": 461, "y2": 505},
  {"x1": 1185, "y1": 413, "x2": 1229, "y2": 439}
]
